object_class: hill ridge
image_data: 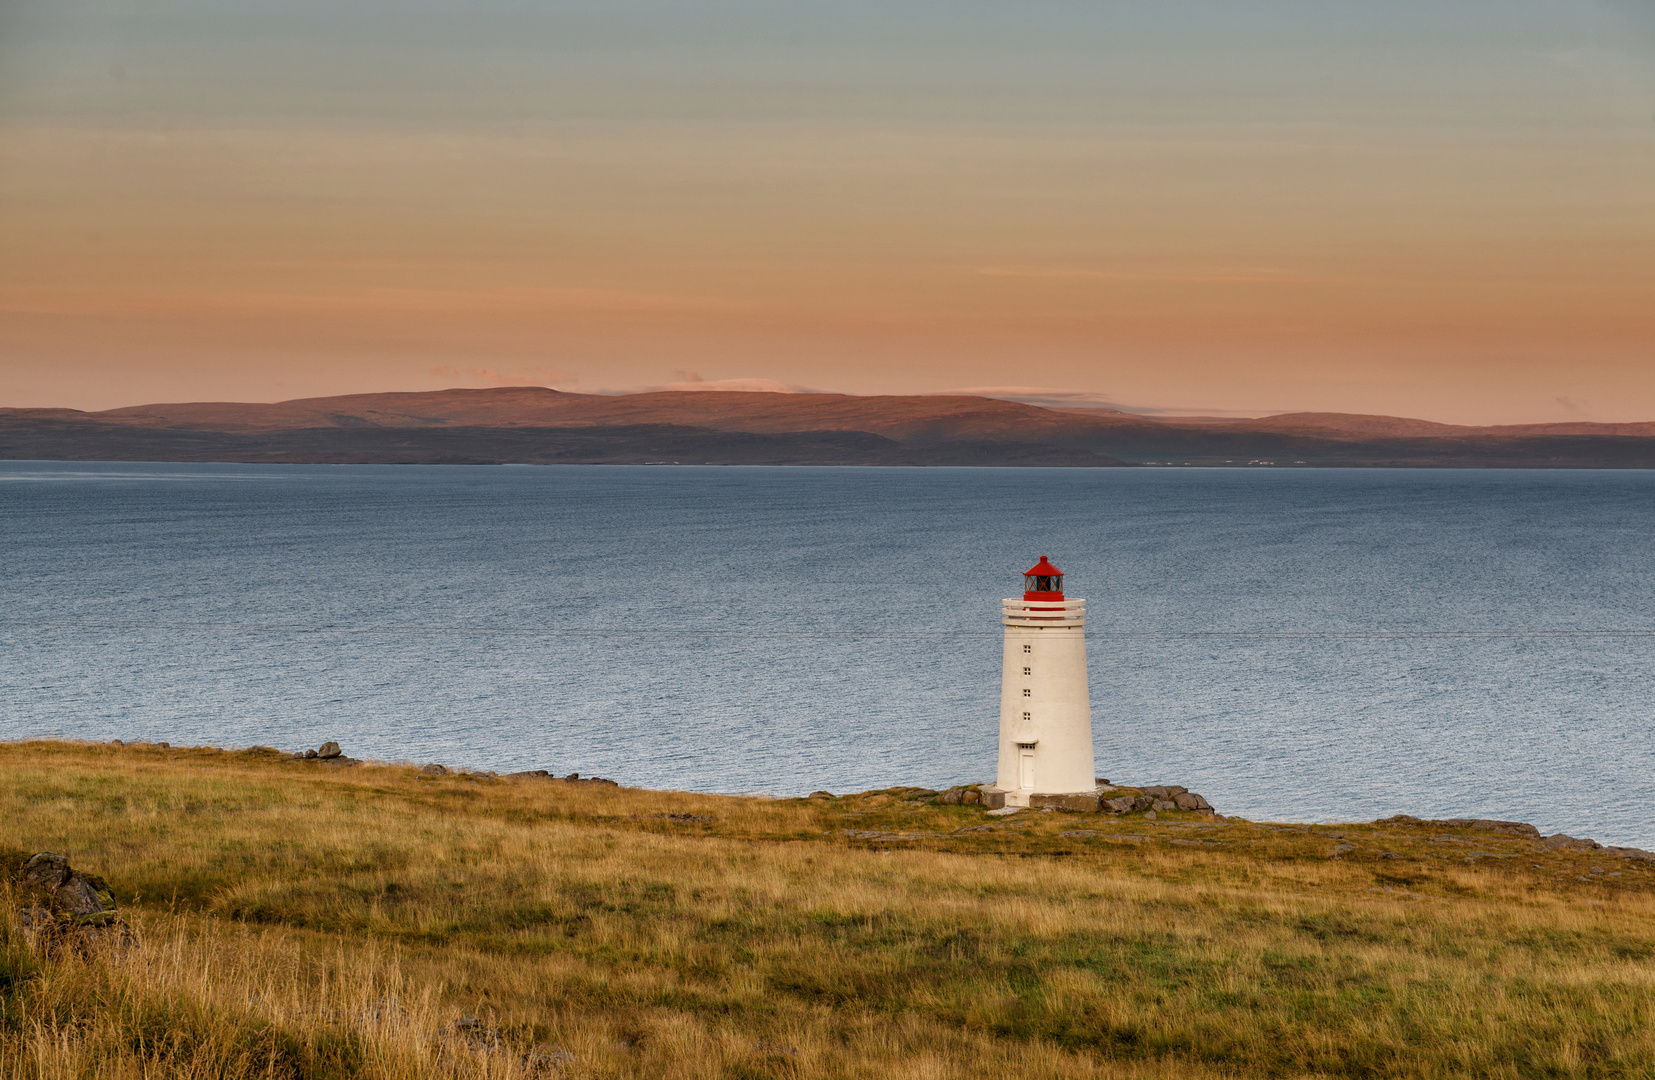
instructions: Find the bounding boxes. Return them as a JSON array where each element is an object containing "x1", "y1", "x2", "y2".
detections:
[{"x1": 4, "y1": 388, "x2": 1654, "y2": 467}]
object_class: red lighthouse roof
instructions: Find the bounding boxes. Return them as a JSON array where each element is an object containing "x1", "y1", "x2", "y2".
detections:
[
  {"x1": 1023, "y1": 555, "x2": 1065, "y2": 600},
  {"x1": 1024, "y1": 555, "x2": 1063, "y2": 578}
]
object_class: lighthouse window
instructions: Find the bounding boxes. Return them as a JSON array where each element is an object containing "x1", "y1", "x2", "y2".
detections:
[
  {"x1": 1022, "y1": 644, "x2": 1032, "y2": 654},
  {"x1": 1022, "y1": 688, "x2": 1031, "y2": 697},
  {"x1": 1021, "y1": 711, "x2": 1030, "y2": 722},
  {"x1": 1022, "y1": 666, "x2": 1031, "y2": 676}
]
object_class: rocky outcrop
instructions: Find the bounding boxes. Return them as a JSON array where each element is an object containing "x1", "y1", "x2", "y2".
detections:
[
  {"x1": 966, "y1": 783, "x2": 1219, "y2": 816},
  {"x1": 12, "y1": 852, "x2": 128, "y2": 955},
  {"x1": 415, "y1": 764, "x2": 618, "y2": 787},
  {"x1": 1374, "y1": 815, "x2": 1541, "y2": 838},
  {"x1": 1605, "y1": 846, "x2": 1655, "y2": 863},
  {"x1": 1443, "y1": 818, "x2": 1540, "y2": 838},
  {"x1": 559, "y1": 773, "x2": 618, "y2": 787},
  {"x1": 1543, "y1": 833, "x2": 1602, "y2": 851},
  {"x1": 294, "y1": 741, "x2": 359, "y2": 765},
  {"x1": 21, "y1": 853, "x2": 118, "y2": 925},
  {"x1": 1372, "y1": 816, "x2": 1654, "y2": 862},
  {"x1": 1106, "y1": 786, "x2": 1216, "y2": 815},
  {"x1": 1540, "y1": 834, "x2": 1655, "y2": 862},
  {"x1": 21, "y1": 852, "x2": 70, "y2": 891}
]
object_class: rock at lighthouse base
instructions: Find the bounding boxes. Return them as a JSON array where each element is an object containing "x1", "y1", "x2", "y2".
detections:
[{"x1": 1030, "y1": 792, "x2": 1102, "y2": 813}]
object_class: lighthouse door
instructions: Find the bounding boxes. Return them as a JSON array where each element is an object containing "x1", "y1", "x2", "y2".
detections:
[{"x1": 1018, "y1": 750, "x2": 1035, "y2": 790}]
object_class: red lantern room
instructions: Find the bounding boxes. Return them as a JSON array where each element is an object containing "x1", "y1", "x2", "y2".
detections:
[{"x1": 1022, "y1": 555, "x2": 1065, "y2": 600}]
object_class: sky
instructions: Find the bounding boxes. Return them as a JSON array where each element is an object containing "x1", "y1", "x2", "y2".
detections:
[{"x1": 2, "y1": 1, "x2": 1653, "y2": 422}]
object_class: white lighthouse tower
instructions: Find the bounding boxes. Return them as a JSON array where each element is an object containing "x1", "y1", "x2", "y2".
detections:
[{"x1": 991, "y1": 556, "x2": 1095, "y2": 807}]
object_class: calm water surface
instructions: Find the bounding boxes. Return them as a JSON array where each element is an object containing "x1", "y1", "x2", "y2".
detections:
[{"x1": 3, "y1": 463, "x2": 1652, "y2": 846}]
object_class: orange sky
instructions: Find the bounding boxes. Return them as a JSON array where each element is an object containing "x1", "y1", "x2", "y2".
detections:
[{"x1": 2, "y1": 1, "x2": 1653, "y2": 421}]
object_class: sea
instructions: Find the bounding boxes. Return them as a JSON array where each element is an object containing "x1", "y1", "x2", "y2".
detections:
[{"x1": 2, "y1": 461, "x2": 1652, "y2": 846}]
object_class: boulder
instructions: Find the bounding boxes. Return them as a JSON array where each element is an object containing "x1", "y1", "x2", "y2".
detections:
[
  {"x1": 110, "y1": 739, "x2": 124, "y2": 747},
  {"x1": 1030, "y1": 792, "x2": 1100, "y2": 813},
  {"x1": 1152, "y1": 800, "x2": 1176, "y2": 811},
  {"x1": 317, "y1": 742, "x2": 342, "y2": 760},
  {"x1": 1144, "y1": 810, "x2": 1157, "y2": 821},
  {"x1": 938, "y1": 786, "x2": 966, "y2": 805},
  {"x1": 1141, "y1": 786, "x2": 1170, "y2": 798},
  {"x1": 979, "y1": 786, "x2": 1008, "y2": 810},
  {"x1": 57, "y1": 874, "x2": 113, "y2": 919},
  {"x1": 420, "y1": 763, "x2": 448, "y2": 776},
  {"x1": 23, "y1": 853, "x2": 70, "y2": 890},
  {"x1": 20, "y1": 854, "x2": 120, "y2": 930},
  {"x1": 304, "y1": 749, "x2": 318, "y2": 759},
  {"x1": 506, "y1": 769, "x2": 550, "y2": 779},
  {"x1": 1103, "y1": 796, "x2": 1138, "y2": 814},
  {"x1": 962, "y1": 789, "x2": 982, "y2": 805},
  {"x1": 1174, "y1": 792, "x2": 1213, "y2": 811},
  {"x1": 809, "y1": 790, "x2": 834, "y2": 799}
]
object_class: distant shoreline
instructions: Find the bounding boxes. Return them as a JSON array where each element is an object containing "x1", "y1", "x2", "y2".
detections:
[{"x1": 7, "y1": 387, "x2": 1655, "y2": 467}]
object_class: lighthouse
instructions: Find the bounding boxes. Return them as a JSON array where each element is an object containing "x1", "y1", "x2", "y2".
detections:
[{"x1": 991, "y1": 556, "x2": 1096, "y2": 807}]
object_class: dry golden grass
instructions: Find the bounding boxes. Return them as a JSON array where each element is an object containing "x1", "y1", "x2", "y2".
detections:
[{"x1": 3, "y1": 740, "x2": 1654, "y2": 1078}]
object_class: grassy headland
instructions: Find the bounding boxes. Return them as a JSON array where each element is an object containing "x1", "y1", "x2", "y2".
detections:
[{"x1": 3, "y1": 740, "x2": 1653, "y2": 1078}]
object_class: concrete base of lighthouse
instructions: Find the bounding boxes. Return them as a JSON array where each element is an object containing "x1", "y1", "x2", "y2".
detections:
[{"x1": 996, "y1": 597, "x2": 1095, "y2": 807}]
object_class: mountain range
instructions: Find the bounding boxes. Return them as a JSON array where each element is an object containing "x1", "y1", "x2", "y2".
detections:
[{"x1": 5, "y1": 387, "x2": 1654, "y2": 467}]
